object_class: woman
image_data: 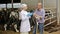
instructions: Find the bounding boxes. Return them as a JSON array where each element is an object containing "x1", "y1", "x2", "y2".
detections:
[{"x1": 19, "y1": 4, "x2": 31, "y2": 34}]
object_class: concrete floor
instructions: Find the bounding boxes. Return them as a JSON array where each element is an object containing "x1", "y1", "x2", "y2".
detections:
[{"x1": 0, "y1": 30, "x2": 60, "y2": 34}]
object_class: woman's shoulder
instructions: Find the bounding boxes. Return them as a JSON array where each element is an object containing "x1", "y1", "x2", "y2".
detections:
[{"x1": 21, "y1": 10, "x2": 27, "y2": 14}]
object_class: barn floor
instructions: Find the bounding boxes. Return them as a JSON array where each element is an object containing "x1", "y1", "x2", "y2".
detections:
[{"x1": 0, "y1": 30, "x2": 60, "y2": 34}]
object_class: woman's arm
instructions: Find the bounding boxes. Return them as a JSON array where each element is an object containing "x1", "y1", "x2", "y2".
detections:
[{"x1": 20, "y1": 12, "x2": 29, "y2": 20}]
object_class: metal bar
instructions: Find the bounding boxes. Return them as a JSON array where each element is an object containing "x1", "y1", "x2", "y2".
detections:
[
  {"x1": 44, "y1": 20, "x2": 56, "y2": 27},
  {"x1": 45, "y1": 16, "x2": 56, "y2": 21}
]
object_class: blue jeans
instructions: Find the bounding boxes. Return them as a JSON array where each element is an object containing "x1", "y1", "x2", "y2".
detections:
[{"x1": 33, "y1": 23, "x2": 44, "y2": 34}]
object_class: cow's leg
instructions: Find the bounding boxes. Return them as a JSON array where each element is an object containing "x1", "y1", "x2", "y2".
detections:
[
  {"x1": 14, "y1": 24, "x2": 19, "y2": 32},
  {"x1": 4, "y1": 24, "x2": 7, "y2": 31}
]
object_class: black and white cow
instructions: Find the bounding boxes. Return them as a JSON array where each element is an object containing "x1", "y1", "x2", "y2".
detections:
[{"x1": 4, "y1": 10, "x2": 20, "y2": 32}]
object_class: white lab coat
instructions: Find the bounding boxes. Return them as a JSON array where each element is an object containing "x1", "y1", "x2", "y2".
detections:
[{"x1": 19, "y1": 10, "x2": 31, "y2": 32}]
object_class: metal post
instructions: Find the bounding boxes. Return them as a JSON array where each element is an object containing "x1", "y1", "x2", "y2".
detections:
[
  {"x1": 56, "y1": 0, "x2": 60, "y2": 25},
  {"x1": 40, "y1": 0, "x2": 44, "y2": 9},
  {"x1": 11, "y1": 0, "x2": 13, "y2": 10},
  {"x1": 5, "y1": 1, "x2": 7, "y2": 11},
  {"x1": 42, "y1": 0, "x2": 44, "y2": 9},
  {"x1": 36, "y1": 20, "x2": 38, "y2": 34}
]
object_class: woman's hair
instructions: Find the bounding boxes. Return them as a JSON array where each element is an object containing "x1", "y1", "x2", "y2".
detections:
[{"x1": 21, "y1": 4, "x2": 27, "y2": 9}]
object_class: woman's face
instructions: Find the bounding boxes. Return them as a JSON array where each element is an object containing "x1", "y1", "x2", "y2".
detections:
[
  {"x1": 24, "y1": 6, "x2": 28, "y2": 10},
  {"x1": 23, "y1": 6, "x2": 28, "y2": 10}
]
